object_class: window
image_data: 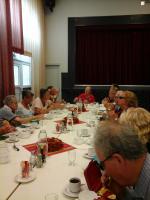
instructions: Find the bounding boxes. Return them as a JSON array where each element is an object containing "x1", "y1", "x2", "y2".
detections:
[
  {"x1": 13, "y1": 53, "x2": 32, "y2": 101},
  {"x1": 13, "y1": 53, "x2": 32, "y2": 88},
  {"x1": 14, "y1": 65, "x2": 19, "y2": 86}
]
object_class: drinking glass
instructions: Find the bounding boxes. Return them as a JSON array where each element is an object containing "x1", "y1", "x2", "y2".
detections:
[
  {"x1": 68, "y1": 150, "x2": 76, "y2": 166},
  {"x1": 38, "y1": 130, "x2": 47, "y2": 141},
  {"x1": 67, "y1": 115, "x2": 73, "y2": 131},
  {"x1": 38, "y1": 130, "x2": 48, "y2": 162},
  {"x1": 45, "y1": 193, "x2": 58, "y2": 200},
  {"x1": 29, "y1": 152, "x2": 36, "y2": 170}
]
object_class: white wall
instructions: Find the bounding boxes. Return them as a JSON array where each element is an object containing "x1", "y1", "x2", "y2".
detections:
[{"x1": 45, "y1": 0, "x2": 150, "y2": 74}]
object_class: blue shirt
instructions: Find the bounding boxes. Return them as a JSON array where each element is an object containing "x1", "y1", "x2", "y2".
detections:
[
  {"x1": 0, "y1": 105, "x2": 16, "y2": 122},
  {"x1": 124, "y1": 153, "x2": 150, "y2": 200}
]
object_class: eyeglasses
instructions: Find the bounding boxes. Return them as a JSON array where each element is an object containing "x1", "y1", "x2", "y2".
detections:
[
  {"x1": 115, "y1": 96, "x2": 125, "y2": 99},
  {"x1": 98, "y1": 153, "x2": 115, "y2": 171}
]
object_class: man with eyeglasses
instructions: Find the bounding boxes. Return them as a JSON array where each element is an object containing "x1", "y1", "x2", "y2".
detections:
[{"x1": 94, "y1": 121, "x2": 150, "y2": 200}]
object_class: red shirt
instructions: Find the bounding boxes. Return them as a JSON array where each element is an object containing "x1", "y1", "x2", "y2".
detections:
[{"x1": 77, "y1": 93, "x2": 95, "y2": 103}]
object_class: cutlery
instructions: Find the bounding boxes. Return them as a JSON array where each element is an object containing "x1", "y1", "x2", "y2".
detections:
[{"x1": 13, "y1": 143, "x2": 20, "y2": 151}]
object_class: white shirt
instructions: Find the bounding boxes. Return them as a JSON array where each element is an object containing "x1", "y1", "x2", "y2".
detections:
[
  {"x1": 16, "y1": 102, "x2": 33, "y2": 117},
  {"x1": 32, "y1": 97, "x2": 52, "y2": 110}
]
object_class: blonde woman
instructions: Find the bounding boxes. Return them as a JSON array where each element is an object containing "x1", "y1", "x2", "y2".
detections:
[{"x1": 119, "y1": 107, "x2": 150, "y2": 152}]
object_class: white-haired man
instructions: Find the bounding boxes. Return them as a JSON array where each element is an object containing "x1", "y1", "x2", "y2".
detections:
[
  {"x1": 0, "y1": 95, "x2": 43, "y2": 126},
  {"x1": 94, "y1": 121, "x2": 150, "y2": 200}
]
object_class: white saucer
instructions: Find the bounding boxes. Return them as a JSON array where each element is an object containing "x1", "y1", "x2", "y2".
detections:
[
  {"x1": 63, "y1": 184, "x2": 86, "y2": 198},
  {"x1": 15, "y1": 172, "x2": 36, "y2": 183},
  {"x1": 79, "y1": 190, "x2": 97, "y2": 200},
  {"x1": 5, "y1": 138, "x2": 19, "y2": 143},
  {"x1": 83, "y1": 153, "x2": 94, "y2": 159}
]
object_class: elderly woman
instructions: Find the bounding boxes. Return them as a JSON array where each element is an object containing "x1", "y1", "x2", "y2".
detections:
[
  {"x1": 119, "y1": 107, "x2": 150, "y2": 152},
  {"x1": 106, "y1": 90, "x2": 138, "y2": 120},
  {"x1": 115, "y1": 90, "x2": 138, "y2": 111},
  {"x1": 0, "y1": 95, "x2": 43, "y2": 126},
  {"x1": 74, "y1": 86, "x2": 95, "y2": 103}
]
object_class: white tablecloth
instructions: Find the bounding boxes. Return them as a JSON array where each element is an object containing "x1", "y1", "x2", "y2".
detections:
[{"x1": 0, "y1": 109, "x2": 98, "y2": 200}]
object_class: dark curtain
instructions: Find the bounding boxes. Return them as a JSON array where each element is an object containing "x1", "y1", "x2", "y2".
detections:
[
  {"x1": 0, "y1": 0, "x2": 24, "y2": 106},
  {"x1": 75, "y1": 24, "x2": 150, "y2": 85},
  {"x1": 10, "y1": 0, "x2": 24, "y2": 53},
  {"x1": 0, "y1": 0, "x2": 14, "y2": 106}
]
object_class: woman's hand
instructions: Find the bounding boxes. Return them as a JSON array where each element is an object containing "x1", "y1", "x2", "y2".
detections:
[{"x1": 0, "y1": 123, "x2": 16, "y2": 134}]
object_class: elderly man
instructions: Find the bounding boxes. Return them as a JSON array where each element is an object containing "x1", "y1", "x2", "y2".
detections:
[
  {"x1": 102, "y1": 84, "x2": 120, "y2": 106},
  {"x1": 74, "y1": 86, "x2": 95, "y2": 103},
  {"x1": 94, "y1": 121, "x2": 150, "y2": 200},
  {"x1": 0, "y1": 95, "x2": 43, "y2": 126},
  {"x1": 17, "y1": 90, "x2": 34, "y2": 117}
]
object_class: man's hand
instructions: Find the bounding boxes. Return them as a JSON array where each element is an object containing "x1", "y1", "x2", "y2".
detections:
[{"x1": 101, "y1": 171, "x2": 125, "y2": 197}]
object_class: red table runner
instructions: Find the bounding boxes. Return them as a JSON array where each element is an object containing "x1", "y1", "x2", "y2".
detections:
[
  {"x1": 23, "y1": 142, "x2": 75, "y2": 157},
  {"x1": 55, "y1": 119, "x2": 85, "y2": 125}
]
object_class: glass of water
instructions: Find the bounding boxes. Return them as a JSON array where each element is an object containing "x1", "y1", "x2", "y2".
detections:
[{"x1": 68, "y1": 150, "x2": 76, "y2": 166}]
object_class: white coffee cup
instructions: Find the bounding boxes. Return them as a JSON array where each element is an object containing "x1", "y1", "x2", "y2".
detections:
[
  {"x1": 69, "y1": 177, "x2": 81, "y2": 193},
  {"x1": 88, "y1": 147, "x2": 95, "y2": 157}
]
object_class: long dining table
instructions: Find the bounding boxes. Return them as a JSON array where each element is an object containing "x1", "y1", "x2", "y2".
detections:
[{"x1": 0, "y1": 105, "x2": 102, "y2": 200}]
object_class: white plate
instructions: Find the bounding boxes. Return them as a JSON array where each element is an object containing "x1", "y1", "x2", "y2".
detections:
[
  {"x1": 79, "y1": 190, "x2": 98, "y2": 200},
  {"x1": 83, "y1": 153, "x2": 94, "y2": 159},
  {"x1": 5, "y1": 138, "x2": 19, "y2": 143},
  {"x1": 63, "y1": 184, "x2": 87, "y2": 198},
  {"x1": 15, "y1": 172, "x2": 36, "y2": 183}
]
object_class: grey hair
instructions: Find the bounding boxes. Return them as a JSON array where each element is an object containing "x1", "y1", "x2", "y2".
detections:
[
  {"x1": 94, "y1": 121, "x2": 146, "y2": 160},
  {"x1": 3, "y1": 95, "x2": 17, "y2": 105}
]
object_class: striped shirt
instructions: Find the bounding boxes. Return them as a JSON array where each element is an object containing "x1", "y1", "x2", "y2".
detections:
[{"x1": 124, "y1": 153, "x2": 150, "y2": 200}]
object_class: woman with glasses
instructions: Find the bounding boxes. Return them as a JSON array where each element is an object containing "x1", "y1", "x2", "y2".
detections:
[{"x1": 106, "y1": 90, "x2": 138, "y2": 120}]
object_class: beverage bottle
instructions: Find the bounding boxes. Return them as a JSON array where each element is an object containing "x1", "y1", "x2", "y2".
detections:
[{"x1": 38, "y1": 130, "x2": 48, "y2": 163}]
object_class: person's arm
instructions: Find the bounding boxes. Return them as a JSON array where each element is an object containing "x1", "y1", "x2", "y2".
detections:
[
  {"x1": 50, "y1": 102, "x2": 65, "y2": 110},
  {"x1": 0, "y1": 122, "x2": 16, "y2": 135},
  {"x1": 73, "y1": 97, "x2": 79, "y2": 103},
  {"x1": 13, "y1": 114, "x2": 44, "y2": 124},
  {"x1": 34, "y1": 107, "x2": 47, "y2": 115}
]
